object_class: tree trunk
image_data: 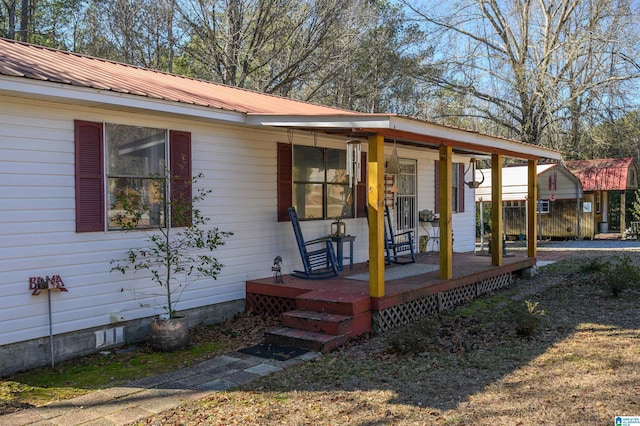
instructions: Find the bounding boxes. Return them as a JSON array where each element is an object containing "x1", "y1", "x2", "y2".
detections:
[
  {"x1": 19, "y1": 0, "x2": 28, "y2": 42},
  {"x1": 3, "y1": 0, "x2": 18, "y2": 39}
]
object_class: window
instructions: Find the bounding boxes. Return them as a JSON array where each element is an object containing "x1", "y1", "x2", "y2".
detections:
[
  {"x1": 434, "y1": 161, "x2": 465, "y2": 214},
  {"x1": 292, "y1": 146, "x2": 353, "y2": 220},
  {"x1": 537, "y1": 200, "x2": 550, "y2": 214},
  {"x1": 596, "y1": 192, "x2": 601, "y2": 214},
  {"x1": 75, "y1": 120, "x2": 191, "y2": 232},
  {"x1": 106, "y1": 124, "x2": 167, "y2": 230}
]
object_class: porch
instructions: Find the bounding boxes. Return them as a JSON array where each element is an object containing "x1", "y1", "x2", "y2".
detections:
[{"x1": 246, "y1": 252, "x2": 535, "y2": 352}]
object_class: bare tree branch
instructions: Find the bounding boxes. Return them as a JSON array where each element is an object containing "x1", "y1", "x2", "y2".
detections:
[{"x1": 404, "y1": 0, "x2": 640, "y2": 149}]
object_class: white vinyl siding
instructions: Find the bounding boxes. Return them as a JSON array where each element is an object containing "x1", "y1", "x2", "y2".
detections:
[{"x1": 0, "y1": 95, "x2": 478, "y2": 348}]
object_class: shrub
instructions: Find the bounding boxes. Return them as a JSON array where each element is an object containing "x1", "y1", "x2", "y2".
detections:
[
  {"x1": 508, "y1": 300, "x2": 546, "y2": 337},
  {"x1": 387, "y1": 333, "x2": 426, "y2": 355},
  {"x1": 386, "y1": 317, "x2": 439, "y2": 355},
  {"x1": 602, "y1": 254, "x2": 640, "y2": 297},
  {"x1": 579, "y1": 258, "x2": 609, "y2": 274}
]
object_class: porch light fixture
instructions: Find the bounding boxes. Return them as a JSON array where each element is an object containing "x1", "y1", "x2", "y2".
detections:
[
  {"x1": 465, "y1": 158, "x2": 485, "y2": 188},
  {"x1": 346, "y1": 139, "x2": 362, "y2": 188}
]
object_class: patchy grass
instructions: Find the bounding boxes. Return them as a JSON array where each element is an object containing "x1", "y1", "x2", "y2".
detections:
[
  {"x1": 0, "y1": 312, "x2": 279, "y2": 414},
  {"x1": 136, "y1": 252, "x2": 640, "y2": 425},
  {"x1": 456, "y1": 292, "x2": 509, "y2": 319}
]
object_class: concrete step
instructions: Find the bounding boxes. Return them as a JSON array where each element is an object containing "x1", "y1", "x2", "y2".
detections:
[
  {"x1": 593, "y1": 233, "x2": 621, "y2": 240},
  {"x1": 265, "y1": 327, "x2": 349, "y2": 353},
  {"x1": 282, "y1": 310, "x2": 371, "y2": 336}
]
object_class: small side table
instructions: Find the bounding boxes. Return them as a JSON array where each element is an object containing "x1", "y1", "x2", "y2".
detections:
[{"x1": 330, "y1": 235, "x2": 356, "y2": 271}]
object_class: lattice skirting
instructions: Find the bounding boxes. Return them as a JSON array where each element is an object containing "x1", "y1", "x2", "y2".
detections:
[
  {"x1": 476, "y1": 272, "x2": 513, "y2": 296},
  {"x1": 246, "y1": 293, "x2": 296, "y2": 317},
  {"x1": 372, "y1": 272, "x2": 512, "y2": 332},
  {"x1": 372, "y1": 295, "x2": 438, "y2": 333},
  {"x1": 438, "y1": 284, "x2": 477, "y2": 311}
]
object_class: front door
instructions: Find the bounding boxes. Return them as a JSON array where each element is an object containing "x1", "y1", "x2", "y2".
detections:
[{"x1": 395, "y1": 159, "x2": 417, "y2": 236}]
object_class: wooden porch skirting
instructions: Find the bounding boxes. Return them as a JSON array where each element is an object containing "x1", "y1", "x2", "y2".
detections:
[
  {"x1": 246, "y1": 292, "x2": 297, "y2": 317},
  {"x1": 371, "y1": 271, "x2": 512, "y2": 332}
]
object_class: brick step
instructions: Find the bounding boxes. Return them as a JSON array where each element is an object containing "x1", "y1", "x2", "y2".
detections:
[
  {"x1": 245, "y1": 280, "x2": 311, "y2": 298},
  {"x1": 282, "y1": 310, "x2": 371, "y2": 336},
  {"x1": 265, "y1": 327, "x2": 349, "y2": 353},
  {"x1": 296, "y1": 290, "x2": 371, "y2": 316}
]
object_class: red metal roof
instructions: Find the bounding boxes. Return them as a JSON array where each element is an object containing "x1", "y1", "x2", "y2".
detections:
[
  {"x1": 564, "y1": 158, "x2": 636, "y2": 191},
  {"x1": 0, "y1": 38, "x2": 564, "y2": 161},
  {"x1": 0, "y1": 38, "x2": 360, "y2": 116}
]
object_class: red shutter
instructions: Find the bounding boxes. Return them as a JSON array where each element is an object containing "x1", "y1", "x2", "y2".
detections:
[
  {"x1": 170, "y1": 130, "x2": 192, "y2": 227},
  {"x1": 277, "y1": 143, "x2": 293, "y2": 222},
  {"x1": 356, "y1": 151, "x2": 367, "y2": 217},
  {"x1": 434, "y1": 160, "x2": 440, "y2": 214},
  {"x1": 458, "y1": 163, "x2": 465, "y2": 213},
  {"x1": 75, "y1": 120, "x2": 104, "y2": 232}
]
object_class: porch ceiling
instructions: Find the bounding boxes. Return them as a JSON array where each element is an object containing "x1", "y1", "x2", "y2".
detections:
[{"x1": 246, "y1": 114, "x2": 562, "y2": 161}]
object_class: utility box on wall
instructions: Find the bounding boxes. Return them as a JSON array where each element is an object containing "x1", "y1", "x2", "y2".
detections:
[{"x1": 95, "y1": 327, "x2": 124, "y2": 348}]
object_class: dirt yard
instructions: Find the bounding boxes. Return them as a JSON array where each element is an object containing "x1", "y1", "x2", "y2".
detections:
[{"x1": 135, "y1": 251, "x2": 640, "y2": 425}]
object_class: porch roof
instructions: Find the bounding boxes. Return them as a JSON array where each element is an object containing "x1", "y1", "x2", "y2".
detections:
[
  {"x1": 246, "y1": 114, "x2": 562, "y2": 161},
  {"x1": 0, "y1": 37, "x2": 561, "y2": 161}
]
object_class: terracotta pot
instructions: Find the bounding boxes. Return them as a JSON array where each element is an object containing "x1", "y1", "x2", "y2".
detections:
[{"x1": 150, "y1": 316, "x2": 189, "y2": 351}]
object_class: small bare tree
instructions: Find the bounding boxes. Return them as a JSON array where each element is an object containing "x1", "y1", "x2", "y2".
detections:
[{"x1": 110, "y1": 172, "x2": 232, "y2": 318}]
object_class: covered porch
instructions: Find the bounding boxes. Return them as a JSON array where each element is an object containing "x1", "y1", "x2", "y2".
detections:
[
  {"x1": 247, "y1": 113, "x2": 561, "y2": 351},
  {"x1": 246, "y1": 251, "x2": 535, "y2": 352}
]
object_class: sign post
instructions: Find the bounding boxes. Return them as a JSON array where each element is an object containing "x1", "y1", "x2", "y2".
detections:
[{"x1": 30, "y1": 275, "x2": 68, "y2": 368}]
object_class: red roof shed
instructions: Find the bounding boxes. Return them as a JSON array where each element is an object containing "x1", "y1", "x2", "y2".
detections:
[{"x1": 565, "y1": 158, "x2": 638, "y2": 192}]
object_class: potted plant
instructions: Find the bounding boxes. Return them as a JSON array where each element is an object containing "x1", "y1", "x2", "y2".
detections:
[{"x1": 110, "y1": 171, "x2": 232, "y2": 351}]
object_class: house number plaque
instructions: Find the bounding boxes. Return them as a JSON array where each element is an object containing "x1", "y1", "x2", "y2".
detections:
[{"x1": 29, "y1": 275, "x2": 68, "y2": 295}]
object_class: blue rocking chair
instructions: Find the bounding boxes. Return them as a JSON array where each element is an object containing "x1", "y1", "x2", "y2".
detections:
[
  {"x1": 365, "y1": 205, "x2": 417, "y2": 265},
  {"x1": 384, "y1": 205, "x2": 416, "y2": 264},
  {"x1": 288, "y1": 207, "x2": 339, "y2": 279}
]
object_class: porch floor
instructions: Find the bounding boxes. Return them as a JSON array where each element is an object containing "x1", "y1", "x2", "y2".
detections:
[{"x1": 247, "y1": 251, "x2": 535, "y2": 312}]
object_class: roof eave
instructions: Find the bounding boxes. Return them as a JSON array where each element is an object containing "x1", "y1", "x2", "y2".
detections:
[
  {"x1": 245, "y1": 113, "x2": 393, "y2": 129},
  {"x1": 247, "y1": 114, "x2": 562, "y2": 161},
  {"x1": 0, "y1": 75, "x2": 246, "y2": 124}
]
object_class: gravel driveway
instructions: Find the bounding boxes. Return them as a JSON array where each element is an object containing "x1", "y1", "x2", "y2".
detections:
[{"x1": 496, "y1": 238, "x2": 640, "y2": 262}]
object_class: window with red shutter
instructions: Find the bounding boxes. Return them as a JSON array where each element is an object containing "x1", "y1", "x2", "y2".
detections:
[
  {"x1": 75, "y1": 121, "x2": 191, "y2": 231},
  {"x1": 277, "y1": 144, "x2": 366, "y2": 221},
  {"x1": 75, "y1": 120, "x2": 105, "y2": 232}
]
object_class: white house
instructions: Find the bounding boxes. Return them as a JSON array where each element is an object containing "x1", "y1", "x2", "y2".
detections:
[{"x1": 0, "y1": 39, "x2": 561, "y2": 374}]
